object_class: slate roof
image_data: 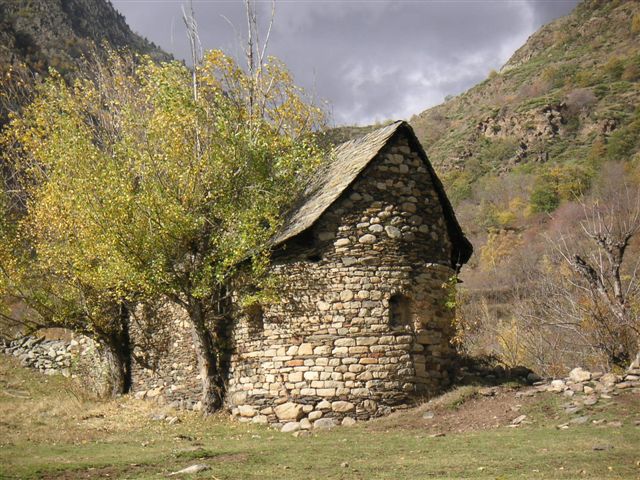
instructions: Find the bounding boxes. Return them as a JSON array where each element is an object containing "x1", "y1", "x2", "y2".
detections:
[{"x1": 271, "y1": 120, "x2": 472, "y2": 267}]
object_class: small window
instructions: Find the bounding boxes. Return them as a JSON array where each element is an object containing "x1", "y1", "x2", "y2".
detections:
[
  {"x1": 307, "y1": 253, "x2": 322, "y2": 263},
  {"x1": 389, "y1": 294, "x2": 411, "y2": 328},
  {"x1": 246, "y1": 304, "x2": 264, "y2": 334}
]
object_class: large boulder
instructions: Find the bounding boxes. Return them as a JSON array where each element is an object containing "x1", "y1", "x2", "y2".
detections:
[
  {"x1": 274, "y1": 402, "x2": 304, "y2": 422},
  {"x1": 569, "y1": 367, "x2": 591, "y2": 383}
]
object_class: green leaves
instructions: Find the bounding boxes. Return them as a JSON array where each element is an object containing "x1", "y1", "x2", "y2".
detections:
[{"x1": 1, "y1": 47, "x2": 325, "y2": 331}]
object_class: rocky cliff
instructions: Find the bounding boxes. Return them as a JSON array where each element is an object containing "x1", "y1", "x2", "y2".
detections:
[{"x1": 0, "y1": 0, "x2": 169, "y2": 76}]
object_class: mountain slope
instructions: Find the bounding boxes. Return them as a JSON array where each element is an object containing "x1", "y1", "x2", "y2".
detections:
[
  {"x1": 0, "y1": 0, "x2": 170, "y2": 77},
  {"x1": 410, "y1": 0, "x2": 640, "y2": 225},
  {"x1": 405, "y1": 0, "x2": 640, "y2": 374}
]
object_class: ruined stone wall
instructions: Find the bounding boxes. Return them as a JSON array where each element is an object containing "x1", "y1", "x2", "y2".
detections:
[
  {"x1": 0, "y1": 332, "x2": 113, "y2": 395},
  {"x1": 226, "y1": 131, "x2": 457, "y2": 428},
  {"x1": 128, "y1": 302, "x2": 202, "y2": 409},
  {"x1": 0, "y1": 334, "x2": 94, "y2": 377}
]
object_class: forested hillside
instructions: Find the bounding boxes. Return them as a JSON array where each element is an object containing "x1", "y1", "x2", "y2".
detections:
[
  {"x1": 409, "y1": 0, "x2": 640, "y2": 375},
  {"x1": 0, "y1": 0, "x2": 170, "y2": 126},
  {"x1": 411, "y1": 0, "x2": 639, "y2": 229}
]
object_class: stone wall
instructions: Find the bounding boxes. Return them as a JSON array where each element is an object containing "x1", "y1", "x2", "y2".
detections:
[
  {"x1": 1, "y1": 335, "x2": 77, "y2": 376},
  {"x1": 0, "y1": 333, "x2": 107, "y2": 391},
  {"x1": 128, "y1": 302, "x2": 203, "y2": 409},
  {"x1": 1, "y1": 129, "x2": 463, "y2": 425},
  {"x1": 225, "y1": 130, "x2": 458, "y2": 428}
]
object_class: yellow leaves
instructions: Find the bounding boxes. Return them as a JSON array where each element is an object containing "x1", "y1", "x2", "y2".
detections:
[
  {"x1": 479, "y1": 230, "x2": 523, "y2": 270},
  {"x1": 1, "y1": 45, "x2": 325, "y2": 330},
  {"x1": 493, "y1": 197, "x2": 527, "y2": 228},
  {"x1": 496, "y1": 318, "x2": 527, "y2": 368}
]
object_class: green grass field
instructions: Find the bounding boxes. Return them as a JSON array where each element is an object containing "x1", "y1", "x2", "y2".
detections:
[{"x1": 1, "y1": 356, "x2": 639, "y2": 480}]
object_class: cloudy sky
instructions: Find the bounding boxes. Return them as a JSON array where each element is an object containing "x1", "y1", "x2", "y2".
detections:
[{"x1": 112, "y1": 0, "x2": 579, "y2": 126}]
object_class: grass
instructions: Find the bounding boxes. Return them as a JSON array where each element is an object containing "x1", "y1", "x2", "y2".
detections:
[
  {"x1": 1, "y1": 356, "x2": 639, "y2": 479},
  {"x1": 427, "y1": 384, "x2": 479, "y2": 410}
]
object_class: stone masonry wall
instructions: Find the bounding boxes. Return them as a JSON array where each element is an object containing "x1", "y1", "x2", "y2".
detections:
[
  {"x1": 129, "y1": 302, "x2": 203, "y2": 409},
  {"x1": 0, "y1": 334, "x2": 93, "y2": 377},
  {"x1": 226, "y1": 130, "x2": 458, "y2": 429},
  {"x1": 0, "y1": 332, "x2": 112, "y2": 395}
]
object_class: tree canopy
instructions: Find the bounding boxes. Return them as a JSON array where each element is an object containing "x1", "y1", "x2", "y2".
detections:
[{"x1": 0, "y1": 48, "x2": 326, "y2": 409}]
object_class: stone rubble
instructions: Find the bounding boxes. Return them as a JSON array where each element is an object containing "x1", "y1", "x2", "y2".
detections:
[
  {"x1": 514, "y1": 365, "x2": 640, "y2": 403},
  {"x1": 0, "y1": 335, "x2": 96, "y2": 377}
]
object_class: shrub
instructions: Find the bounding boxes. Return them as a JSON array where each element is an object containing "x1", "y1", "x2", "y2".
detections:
[
  {"x1": 607, "y1": 118, "x2": 640, "y2": 160},
  {"x1": 594, "y1": 84, "x2": 609, "y2": 99},
  {"x1": 631, "y1": 13, "x2": 640, "y2": 34},
  {"x1": 604, "y1": 56, "x2": 624, "y2": 80},
  {"x1": 542, "y1": 66, "x2": 563, "y2": 88},
  {"x1": 475, "y1": 137, "x2": 519, "y2": 168},
  {"x1": 565, "y1": 88, "x2": 597, "y2": 115},
  {"x1": 480, "y1": 230, "x2": 523, "y2": 269},
  {"x1": 587, "y1": 137, "x2": 607, "y2": 166},
  {"x1": 530, "y1": 164, "x2": 593, "y2": 213},
  {"x1": 622, "y1": 63, "x2": 640, "y2": 82},
  {"x1": 443, "y1": 170, "x2": 473, "y2": 205},
  {"x1": 573, "y1": 69, "x2": 598, "y2": 88},
  {"x1": 530, "y1": 181, "x2": 560, "y2": 213}
]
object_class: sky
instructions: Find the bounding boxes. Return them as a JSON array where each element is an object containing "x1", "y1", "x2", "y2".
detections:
[{"x1": 111, "y1": 0, "x2": 580, "y2": 126}]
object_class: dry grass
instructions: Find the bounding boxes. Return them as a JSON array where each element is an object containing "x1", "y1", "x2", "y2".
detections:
[
  {"x1": 2, "y1": 356, "x2": 640, "y2": 480},
  {"x1": 0, "y1": 356, "x2": 171, "y2": 445}
]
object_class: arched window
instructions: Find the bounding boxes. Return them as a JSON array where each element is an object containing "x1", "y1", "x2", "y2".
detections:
[{"x1": 389, "y1": 294, "x2": 411, "y2": 329}]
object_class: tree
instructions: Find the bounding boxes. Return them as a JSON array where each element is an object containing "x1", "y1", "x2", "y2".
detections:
[
  {"x1": 561, "y1": 184, "x2": 640, "y2": 367},
  {"x1": 1, "y1": 45, "x2": 325, "y2": 411},
  {"x1": 0, "y1": 60, "x2": 134, "y2": 395},
  {"x1": 0, "y1": 185, "x2": 133, "y2": 396}
]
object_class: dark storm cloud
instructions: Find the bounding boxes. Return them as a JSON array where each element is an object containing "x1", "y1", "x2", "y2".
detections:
[{"x1": 112, "y1": 0, "x2": 579, "y2": 126}]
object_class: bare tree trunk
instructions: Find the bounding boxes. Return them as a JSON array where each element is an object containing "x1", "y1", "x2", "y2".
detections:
[
  {"x1": 102, "y1": 339, "x2": 130, "y2": 396},
  {"x1": 189, "y1": 300, "x2": 225, "y2": 414},
  {"x1": 558, "y1": 178, "x2": 640, "y2": 369},
  {"x1": 101, "y1": 304, "x2": 132, "y2": 397}
]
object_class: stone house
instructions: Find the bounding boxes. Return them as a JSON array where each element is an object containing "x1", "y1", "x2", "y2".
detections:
[{"x1": 129, "y1": 120, "x2": 472, "y2": 426}]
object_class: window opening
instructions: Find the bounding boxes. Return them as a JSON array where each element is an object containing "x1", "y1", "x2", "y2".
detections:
[
  {"x1": 246, "y1": 304, "x2": 264, "y2": 334},
  {"x1": 389, "y1": 294, "x2": 411, "y2": 328}
]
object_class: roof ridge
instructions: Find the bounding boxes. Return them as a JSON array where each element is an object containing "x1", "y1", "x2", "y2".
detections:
[
  {"x1": 270, "y1": 121, "x2": 405, "y2": 247},
  {"x1": 269, "y1": 120, "x2": 472, "y2": 268}
]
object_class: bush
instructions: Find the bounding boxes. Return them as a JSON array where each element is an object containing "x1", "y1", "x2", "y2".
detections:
[
  {"x1": 565, "y1": 88, "x2": 597, "y2": 115},
  {"x1": 604, "y1": 57, "x2": 624, "y2": 80},
  {"x1": 631, "y1": 13, "x2": 640, "y2": 34},
  {"x1": 542, "y1": 66, "x2": 563, "y2": 88},
  {"x1": 530, "y1": 164, "x2": 593, "y2": 213},
  {"x1": 622, "y1": 63, "x2": 640, "y2": 82},
  {"x1": 621, "y1": 55, "x2": 640, "y2": 82},
  {"x1": 475, "y1": 137, "x2": 519, "y2": 169},
  {"x1": 607, "y1": 118, "x2": 640, "y2": 160},
  {"x1": 443, "y1": 170, "x2": 473, "y2": 205},
  {"x1": 530, "y1": 181, "x2": 560, "y2": 213},
  {"x1": 594, "y1": 84, "x2": 609, "y2": 99},
  {"x1": 479, "y1": 230, "x2": 523, "y2": 269}
]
